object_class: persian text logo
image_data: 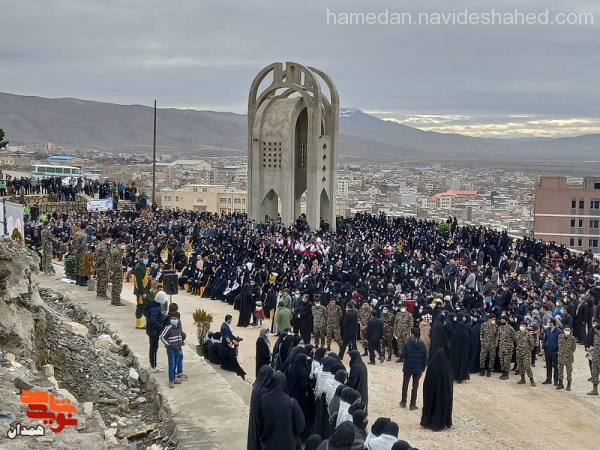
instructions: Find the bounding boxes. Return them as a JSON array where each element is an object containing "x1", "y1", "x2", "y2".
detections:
[{"x1": 6, "y1": 390, "x2": 78, "y2": 439}]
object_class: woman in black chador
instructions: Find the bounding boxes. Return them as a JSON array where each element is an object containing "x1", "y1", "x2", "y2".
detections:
[
  {"x1": 449, "y1": 312, "x2": 471, "y2": 383},
  {"x1": 346, "y1": 349, "x2": 369, "y2": 407},
  {"x1": 258, "y1": 372, "x2": 305, "y2": 450},
  {"x1": 247, "y1": 365, "x2": 273, "y2": 450},
  {"x1": 429, "y1": 312, "x2": 448, "y2": 362},
  {"x1": 220, "y1": 337, "x2": 247, "y2": 380},
  {"x1": 255, "y1": 328, "x2": 271, "y2": 376},
  {"x1": 236, "y1": 282, "x2": 253, "y2": 327},
  {"x1": 420, "y1": 348, "x2": 453, "y2": 431}
]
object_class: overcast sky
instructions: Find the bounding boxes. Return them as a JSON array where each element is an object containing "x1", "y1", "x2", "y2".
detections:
[{"x1": 2, "y1": 0, "x2": 600, "y2": 137}]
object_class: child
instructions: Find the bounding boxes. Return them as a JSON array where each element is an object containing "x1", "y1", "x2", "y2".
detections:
[
  {"x1": 254, "y1": 301, "x2": 265, "y2": 327},
  {"x1": 168, "y1": 304, "x2": 189, "y2": 381},
  {"x1": 160, "y1": 311, "x2": 184, "y2": 388}
]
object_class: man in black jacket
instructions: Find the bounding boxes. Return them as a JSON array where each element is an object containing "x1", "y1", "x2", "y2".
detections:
[
  {"x1": 365, "y1": 310, "x2": 384, "y2": 365},
  {"x1": 339, "y1": 301, "x2": 359, "y2": 359},
  {"x1": 400, "y1": 327, "x2": 428, "y2": 410}
]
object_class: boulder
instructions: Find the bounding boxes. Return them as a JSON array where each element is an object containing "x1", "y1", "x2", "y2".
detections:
[
  {"x1": 128, "y1": 367, "x2": 139, "y2": 381},
  {"x1": 47, "y1": 376, "x2": 60, "y2": 389},
  {"x1": 14, "y1": 376, "x2": 34, "y2": 391},
  {"x1": 42, "y1": 364, "x2": 55, "y2": 377},
  {"x1": 97, "y1": 334, "x2": 119, "y2": 349},
  {"x1": 55, "y1": 388, "x2": 79, "y2": 406},
  {"x1": 83, "y1": 401, "x2": 94, "y2": 416},
  {"x1": 64, "y1": 322, "x2": 88, "y2": 337}
]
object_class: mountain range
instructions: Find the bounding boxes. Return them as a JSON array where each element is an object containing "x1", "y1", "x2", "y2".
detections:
[{"x1": 1, "y1": 92, "x2": 599, "y2": 162}]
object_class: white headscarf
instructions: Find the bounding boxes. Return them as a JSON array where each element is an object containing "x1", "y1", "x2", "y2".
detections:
[
  {"x1": 310, "y1": 359, "x2": 321, "y2": 379},
  {"x1": 314, "y1": 370, "x2": 333, "y2": 399},
  {"x1": 365, "y1": 434, "x2": 398, "y2": 450},
  {"x1": 325, "y1": 378, "x2": 342, "y2": 406},
  {"x1": 336, "y1": 400, "x2": 352, "y2": 427}
]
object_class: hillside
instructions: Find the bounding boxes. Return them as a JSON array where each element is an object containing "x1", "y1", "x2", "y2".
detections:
[{"x1": 1, "y1": 92, "x2": 598, "y2": 161}]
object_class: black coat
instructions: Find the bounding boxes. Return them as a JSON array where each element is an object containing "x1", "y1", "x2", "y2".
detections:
[
  {"x1": 346, "y1": 350, "x2": 369, "y2": 406},
  {"x1": 220, "y1": 345, "x2": 246, "y2": 378},
  {"x1": 342, "y1": 309, "x2": 359, "y2": 339},
  {"x1": 248, "y1": 366, "x2": 273, "y2": 450},
  {"x1": 429, "y1": 314, "x2": 448, "y2": 362},
  {"x1": 258, "y1": 372, "x2": 305, "y2": 450},
  {"x1": 365, "y1": 317, "x2": 383, "y2": 342},
  {"x1": 401, "y1": 338, "x2": 428, "y2": 375},
  {"x1": 237, "y1": 286, "x2": 253, "y2": 327},
  {"x1": 420, "y1": 348, "x2": 454, "y2": 431},
  {"x1": 255, "y1": 336, "x2": 271, "y2": 377},
  {"x1": 285, "y1": 353, "x2": 311, "y2": 431},
  {"x1": 469, "y1": 321, "x2": 483, "y2": 373},
  {"x1": 449, "y1": 321, "x2": 471, "y2": 382},
  {"x1": 299, "y1": 301, "x2": 314, "y2": 332}
]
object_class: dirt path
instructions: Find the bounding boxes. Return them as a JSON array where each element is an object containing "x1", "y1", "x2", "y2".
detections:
[
  {"x1": 52, "y1": 265, "x2": 599, "y2": 450},
  {"x1": 164, "y1": 290, "x2": 600, "y2": 450}
]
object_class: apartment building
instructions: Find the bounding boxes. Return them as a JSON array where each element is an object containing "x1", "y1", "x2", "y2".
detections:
[
  {"x1": 159, "y1": 184, "x2": 247, "y2": 214},
  {"x1": 534, "y1": 176, "x2": 600, "y2": 251}
]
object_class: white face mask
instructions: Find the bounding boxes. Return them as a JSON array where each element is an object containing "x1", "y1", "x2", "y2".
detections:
[
  {"x1": 564, "y1": 331, "x2": 571, "y2": 336},
  {"x1": 400, "y1": 308, "x2": 406, "y2": 313},
  {"x1": 520, "y1": 327, "x2": 526, "y2": 331}
]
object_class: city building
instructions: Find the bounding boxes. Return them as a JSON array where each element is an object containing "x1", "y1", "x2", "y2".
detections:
[
  {"x1": 0, "y1": 154, "x2": 31, "y2": 167},
  {"x1": 534, "y1": 176, "x2": 600, "y2": 251},
  {"x1": 159, "y1": 184, "x2": 247, "y2": 214}
]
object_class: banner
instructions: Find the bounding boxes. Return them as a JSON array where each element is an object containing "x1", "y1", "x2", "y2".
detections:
[
  {"x1": 1, "y1": 200, "x2": 24, "y2": 238},
  {"x1": 87, "y1": 198, "x2": 114, "y2": 211}
]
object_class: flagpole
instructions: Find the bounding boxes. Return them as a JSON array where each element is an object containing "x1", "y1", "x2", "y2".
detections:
[{"x1": 152, "y1": 100, "x2": 157, "y2": 206}]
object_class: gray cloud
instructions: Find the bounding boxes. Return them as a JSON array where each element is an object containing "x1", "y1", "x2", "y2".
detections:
[{"x1": 2, "y1": 0, "x2": 599, "y2": 136}]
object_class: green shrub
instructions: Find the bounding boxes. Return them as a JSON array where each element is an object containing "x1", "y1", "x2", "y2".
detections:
[{"x1": 65, "y1": 256, "x2": 77, "y2": 280}]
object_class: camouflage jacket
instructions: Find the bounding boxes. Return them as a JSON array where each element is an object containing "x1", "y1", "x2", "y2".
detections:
[
  {"x1": 515, "y1": 330, "x2": 534, "y2": 356},
  {"x1": 480, "y1": 322, "x2": 499, "y2": 348},
  {"x1": 382, "y1": 311, "x2": 395, "y2": 338},
  {"x1": 312, "y1": 304, "x2": 327, "y2": 329},
  {"x1": 110, "y1": 246, "x2": 123, "y2": 272},
  {"x1": 94, "y1": 242, "x2": 110, "y2": 270},
  {"x1": 557, "y1": 334, "x2": 577, "y2": 363},
  {"x1": 326, "y1": 304, "x2": 342, "y2": 327},
  {"x1": 393, "y1": 312, "x2": 414, "y2": 338},
  {"x1": 498, "y1": 324, "x2": 516, "y2": 350},
  {"x1": 358, "y1": 306, "x2": 373, "y2": 327}
]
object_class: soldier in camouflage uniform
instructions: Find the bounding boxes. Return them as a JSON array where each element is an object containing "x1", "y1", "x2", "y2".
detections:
[
  {"x1": 312, "y1": 297, "x2": 327, "y2": 347},
  {"x1": 394, "y1": 301, "x2": 414, "y2": 362},
  {"x1": 325, "y1": 298, "x2": 342, "y2": 351},
  {"x1": 358, "y1": 301, "x2": 373, "y2": 356},
  {"x1": 72, "y1": 227, "x2": 88, "y2": 286},
  {"x1": 480, "y1": 313, "x2": 499, "y2": 377},
  {"x1": 498, "y1": 314, "x2": 516, "y2": 380},
  {"x1": 515, "y1": 322, "x2": 536, "y2": 386},
  {"x1": 41, "y1": 222, "x2": 55, "y2": 275},
  {"x1": 588, "y1": 324, "x2": 600, "y2": 396},
  {"x1": 557, "y1": 324, "x2": 577, "y2": 391},
  {"x1": 381, "y1": 305, "x2": 395, "y2": 361},
  {"x1": 94, "y1": 233, "x2": 111, "y2": 299},
  {"x1": 110, "y1": 239, "x2": 126, "y2": 306}
]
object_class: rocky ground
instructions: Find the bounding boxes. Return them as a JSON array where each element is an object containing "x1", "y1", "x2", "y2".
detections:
[{"x1": 0, "y1": 238, "x2": 176, "y2": 450}]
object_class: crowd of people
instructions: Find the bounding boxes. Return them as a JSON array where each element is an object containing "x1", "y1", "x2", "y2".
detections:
[
  {"x1": 0, "y1": 172, "x2": 144, "y2": 206},
  {"x1": 30, "y1": 207, "x2": 600, "y2": 448}
]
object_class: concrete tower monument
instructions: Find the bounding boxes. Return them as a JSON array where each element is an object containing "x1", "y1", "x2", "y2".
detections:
[{"x1": 247, "y1": 62, "x2": 339, "y2": 230}]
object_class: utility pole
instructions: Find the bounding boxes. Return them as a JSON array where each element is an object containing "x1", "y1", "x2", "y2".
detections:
[{"x1": 152, "y1": 100, "x2": 157, "y2": 205}]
